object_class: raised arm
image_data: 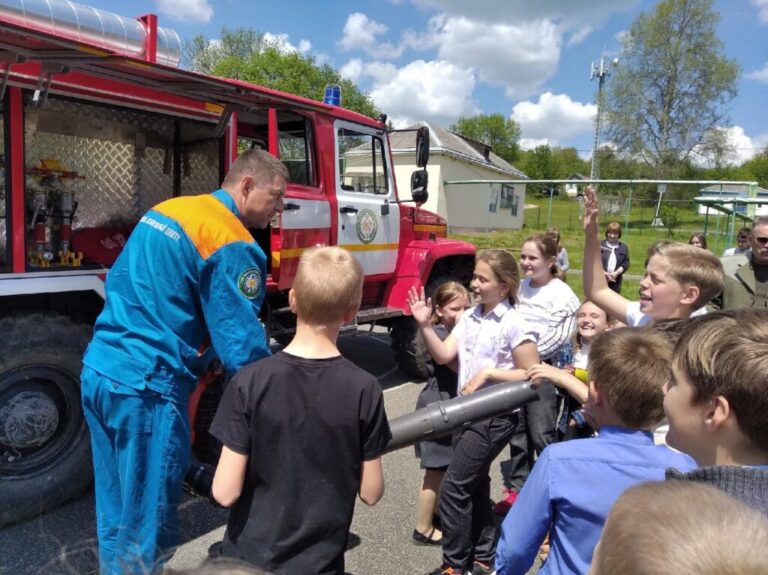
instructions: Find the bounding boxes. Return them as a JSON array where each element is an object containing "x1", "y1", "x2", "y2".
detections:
[
  {"x1": 582, "y1": 187, "x2": 630, "y2": 323},
  {"x1": 407, "y1": 286, "x2": 459, "y2": 365}
]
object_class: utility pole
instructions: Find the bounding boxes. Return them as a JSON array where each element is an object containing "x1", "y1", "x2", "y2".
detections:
[{"x1": 589, "y1": 57, "x2": 618, "y2": 186}]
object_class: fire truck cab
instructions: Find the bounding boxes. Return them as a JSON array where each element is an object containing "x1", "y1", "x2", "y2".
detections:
[{"x1": 0, "y1": 1, "x2": 475, "y2": 526}]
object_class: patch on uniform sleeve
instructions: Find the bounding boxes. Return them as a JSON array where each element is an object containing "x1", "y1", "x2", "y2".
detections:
[{"x1": 237, "y1": 267, "x2": 263, "y2": 299}]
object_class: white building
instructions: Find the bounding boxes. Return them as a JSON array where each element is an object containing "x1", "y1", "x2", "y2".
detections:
[
  {"x1": 389, "y1": 121, "x2": 528, "y2": 233},
  {"x1": 696, "y1": 184, "x2": 768, "y2": 217}
]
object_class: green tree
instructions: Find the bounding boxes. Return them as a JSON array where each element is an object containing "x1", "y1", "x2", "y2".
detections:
[
  {"x1": 550, "y1": 147, "x2": 589, "y2": 179},
  {"x1": 183, "y1": 28, "x2": 380, "y2": 118},
  {"x1": 449, "y1": 114, "x2": 521, "y2": 164},
  {"x1": 741, "y1": 146, "x2": 768, "y2": 189},
  {"x1": 522, "y1": 144, "x2": 560, "y2": 196},
  {"x1": 605, "y1": 0, "x2": 739, "y2": 177}
]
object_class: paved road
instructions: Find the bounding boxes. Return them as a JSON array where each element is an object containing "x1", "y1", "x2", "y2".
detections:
[{"x1": 0, "y1": 329, "x2": 520, "y2": 575}]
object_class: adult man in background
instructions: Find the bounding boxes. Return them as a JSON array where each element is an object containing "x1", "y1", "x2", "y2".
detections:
[
  {"x1": 722, "y1": 227, "x2": 751, "y2": 257},
  {"x1": 81, "y1": 149, "x2": 288, "y2": 575},
  {"x1": 717, "y1": 217, "x2": 768, "y2": 310}
]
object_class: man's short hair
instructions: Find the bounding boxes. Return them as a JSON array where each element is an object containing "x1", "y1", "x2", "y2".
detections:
[
  {"x1": 591, "y1": 481, "x2": 768, "y2": 575},
  {"x1": 292, "y1": 246, "x2": 363, "y2": 325},
  {"x1": 646, "y1": 241, "x2": 724, "y2": 309},
  {"x1": 750, "y1": 216, "x2": 768, "y2": 230},
  {"x1": 673, "y1": 309, "x2": 768, "y2": 456},
  {"x1": 589, "y1": 327, "x2": 671, "y2": 429},
  {"x1": 222, "y1": 149, "x2": 289, "y2": 188}
]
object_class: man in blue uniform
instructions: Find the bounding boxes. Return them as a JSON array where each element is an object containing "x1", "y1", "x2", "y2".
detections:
[{"x1": 81, "y1": 149, "x2": 288, "y2": 575}]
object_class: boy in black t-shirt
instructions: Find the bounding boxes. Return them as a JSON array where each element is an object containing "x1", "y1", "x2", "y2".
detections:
[{"x1": 209, "y1": 246, "x2": 392, "y2": 575}]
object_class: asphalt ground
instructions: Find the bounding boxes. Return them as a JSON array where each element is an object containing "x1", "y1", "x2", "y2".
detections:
[{"x1": 0, "y1": 328, "x2": 531, "y2": 575}]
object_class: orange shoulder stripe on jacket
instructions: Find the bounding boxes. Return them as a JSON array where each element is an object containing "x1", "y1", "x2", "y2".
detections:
[{"x1": 154, "y1": 195, "x2": 253, "y2": 260}]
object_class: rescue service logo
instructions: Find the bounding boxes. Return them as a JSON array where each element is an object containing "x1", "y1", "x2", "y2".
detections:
[
  {"x1": 237, "y1": 268, "x2": 262, "y2": 299},
  {"x1": 356, "y1": 209, "x2": 378, "y2": 244}
]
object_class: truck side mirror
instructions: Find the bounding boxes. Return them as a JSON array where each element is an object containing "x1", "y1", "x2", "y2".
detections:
[
  {"x1": 415, "y1": 126, "x2": 430, "y2": 168},
  {"x1": 411, "y1": 169, "x2": 428, "y2": 204}
]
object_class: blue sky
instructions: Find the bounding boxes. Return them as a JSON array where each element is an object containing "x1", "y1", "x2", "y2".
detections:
[{"x1": 83, "y1": 0, "x2": 767, "y2": 164}]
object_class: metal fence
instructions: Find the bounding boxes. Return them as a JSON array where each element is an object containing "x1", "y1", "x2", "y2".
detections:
[{"x1": 443, "y1": 178, "x2": 762, "y2": 255}]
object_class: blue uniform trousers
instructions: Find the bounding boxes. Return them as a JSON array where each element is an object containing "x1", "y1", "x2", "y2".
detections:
[{"x1": 81, "y1": 366, "x2": 190, "y2": 575}]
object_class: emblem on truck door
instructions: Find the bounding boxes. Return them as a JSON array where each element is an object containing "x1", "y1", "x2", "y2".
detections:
[{"x1": 356, "y1": 209, "x2": 378, "y2": 244}]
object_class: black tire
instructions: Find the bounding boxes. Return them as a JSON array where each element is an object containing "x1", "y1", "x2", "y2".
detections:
[
  {"x1": 391, "y1": 317, "x2": 429, "y2": 379},
  {"x1": 0, "y1": 314, "x2": 93, "y2": 527},
  {"x1": 391, "y1": 274, "x2": 457, "y2": 379}
]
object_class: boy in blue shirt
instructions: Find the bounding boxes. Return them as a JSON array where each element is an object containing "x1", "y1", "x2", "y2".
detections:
[
  {"x1": 662, "y1": 309, "x2": 768, "y2": 514},
  {"x1": 496, "y1": 327, "x2": 695, "y2": 575}
]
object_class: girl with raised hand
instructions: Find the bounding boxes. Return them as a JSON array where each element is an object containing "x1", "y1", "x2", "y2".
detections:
[
  {"x1": 408, "y1": 249, "x2": 539, "y2": 575},
  {"x1": 412, "y1": 281, "x2": 471, "y2": 547}
]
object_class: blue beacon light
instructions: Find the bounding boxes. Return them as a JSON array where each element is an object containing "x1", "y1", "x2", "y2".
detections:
[{"x1": 323, "y1": 84, "x2": 341, "y2": 106}]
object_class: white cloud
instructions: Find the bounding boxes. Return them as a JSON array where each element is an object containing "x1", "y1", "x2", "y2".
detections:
[
  {"x1": 340, "y1": 59, "x2": 365, "y2": 83},
  {"x1": 752, "y1": 0, "x2": 768, "y2": 24},
  {"x1": 519, "y1": 138, "x2": 555, "y2": 150},
  {"x1": 154, "y1": 0, "x2": 212, "y2": 24},
  {"x1": 262, "y1": 33, "x2": 312, "y2": 55},
  {"x1": 338, "y1": 13, "x2": 407, "y2": 59},
  {"x1": 723, "y1": 126, "x2": 768, "y2": 164},
  {"x1": 412, "y1": 0, "x2": 640, "y2": 26},
  {"x1": 339, "y1": 13, "x2": 387, "y2": 51},
  {"x1": 430, "y1": 16, "x2": 561, "y2": 99},
  {"x1": 692, "y1": 126, "x2": 767, "y2": 166},
  {"x1": 512, "y1": 92, "x2": 596, "y2": 144},
  {"x1": 359, "y1": 59, "x2": 479, "y2": 127},
  {"x1": 298, "y1": 40, "x2": 312, "y2": 54},
  {"x1": 567, "y1": 24, "x2": 593, "y2": 46},
  {"x1": 746, "y1": 61, "x2": 768, "y2": 84},
  {"x1": 755, "y1": 131, "x2": 768, "y2": 150}
]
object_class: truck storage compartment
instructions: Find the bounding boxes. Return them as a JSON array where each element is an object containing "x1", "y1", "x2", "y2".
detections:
[{"x1": 22, "y1": 94, "x2": 222, "y2": 269}]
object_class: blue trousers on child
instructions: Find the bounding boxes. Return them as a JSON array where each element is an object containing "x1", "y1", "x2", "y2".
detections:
[{"x1": 81, "y1": 366, "x2": 190, "y2": 575}]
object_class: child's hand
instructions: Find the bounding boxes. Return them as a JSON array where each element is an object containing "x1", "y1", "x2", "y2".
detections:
[
  {"x1": 407, "y1": 286, "x2": 433, "y2": 327},
  {"x1": 526, "y1": 363, "x2": 564, "y2": 387},
  {"x1": 460, "y1": 369, "x2": 489, "y2": 395},
  {"x1": 583, "y1": 186, "x2": 599, "y2": 233}
]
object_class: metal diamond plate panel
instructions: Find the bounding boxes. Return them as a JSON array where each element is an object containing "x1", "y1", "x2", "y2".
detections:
[
  {"x1": 180, "y1": 122, "x2": 220, "y2": 197},
  {"x1": 24, "y1": 96, "x2": 219, "y2": 229}
]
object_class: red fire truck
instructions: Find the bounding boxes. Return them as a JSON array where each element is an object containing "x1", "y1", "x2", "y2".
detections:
[{"x1": 0, "y1": 2, "x2": 475, "y2": 526}]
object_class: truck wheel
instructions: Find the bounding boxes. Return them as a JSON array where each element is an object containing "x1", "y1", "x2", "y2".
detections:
[
  {"x1": 391, "y1": 274, "x2": 457, "y2": 380},
  {"x1": 391, "y1": 318, "x2": 429, "y2": 379},
  {"x1": 0, "y1": 314, "x2": 93, "y2": 527}
]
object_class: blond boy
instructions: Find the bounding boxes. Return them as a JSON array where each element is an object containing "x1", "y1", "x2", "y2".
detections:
[
  {"x1": 209, "y1": 247, "x2": 391, "y2": 575},
  {"x1": 663, "y1": 309, "x2": 768, "y2": 514},
  {"x1": 496, "y1": 327, "x2": 694, "y2": 575},
  {"x1": 590, "y1": 481, "x2": 768, "y2": 574},
  {"x1": 582, "y1": 186, "x2": 724, "y2": 325}
]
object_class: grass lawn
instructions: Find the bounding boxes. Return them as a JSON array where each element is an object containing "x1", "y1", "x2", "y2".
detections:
[{"x1": 451, "y1": 196, "x2": 735, "y2": 301}]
